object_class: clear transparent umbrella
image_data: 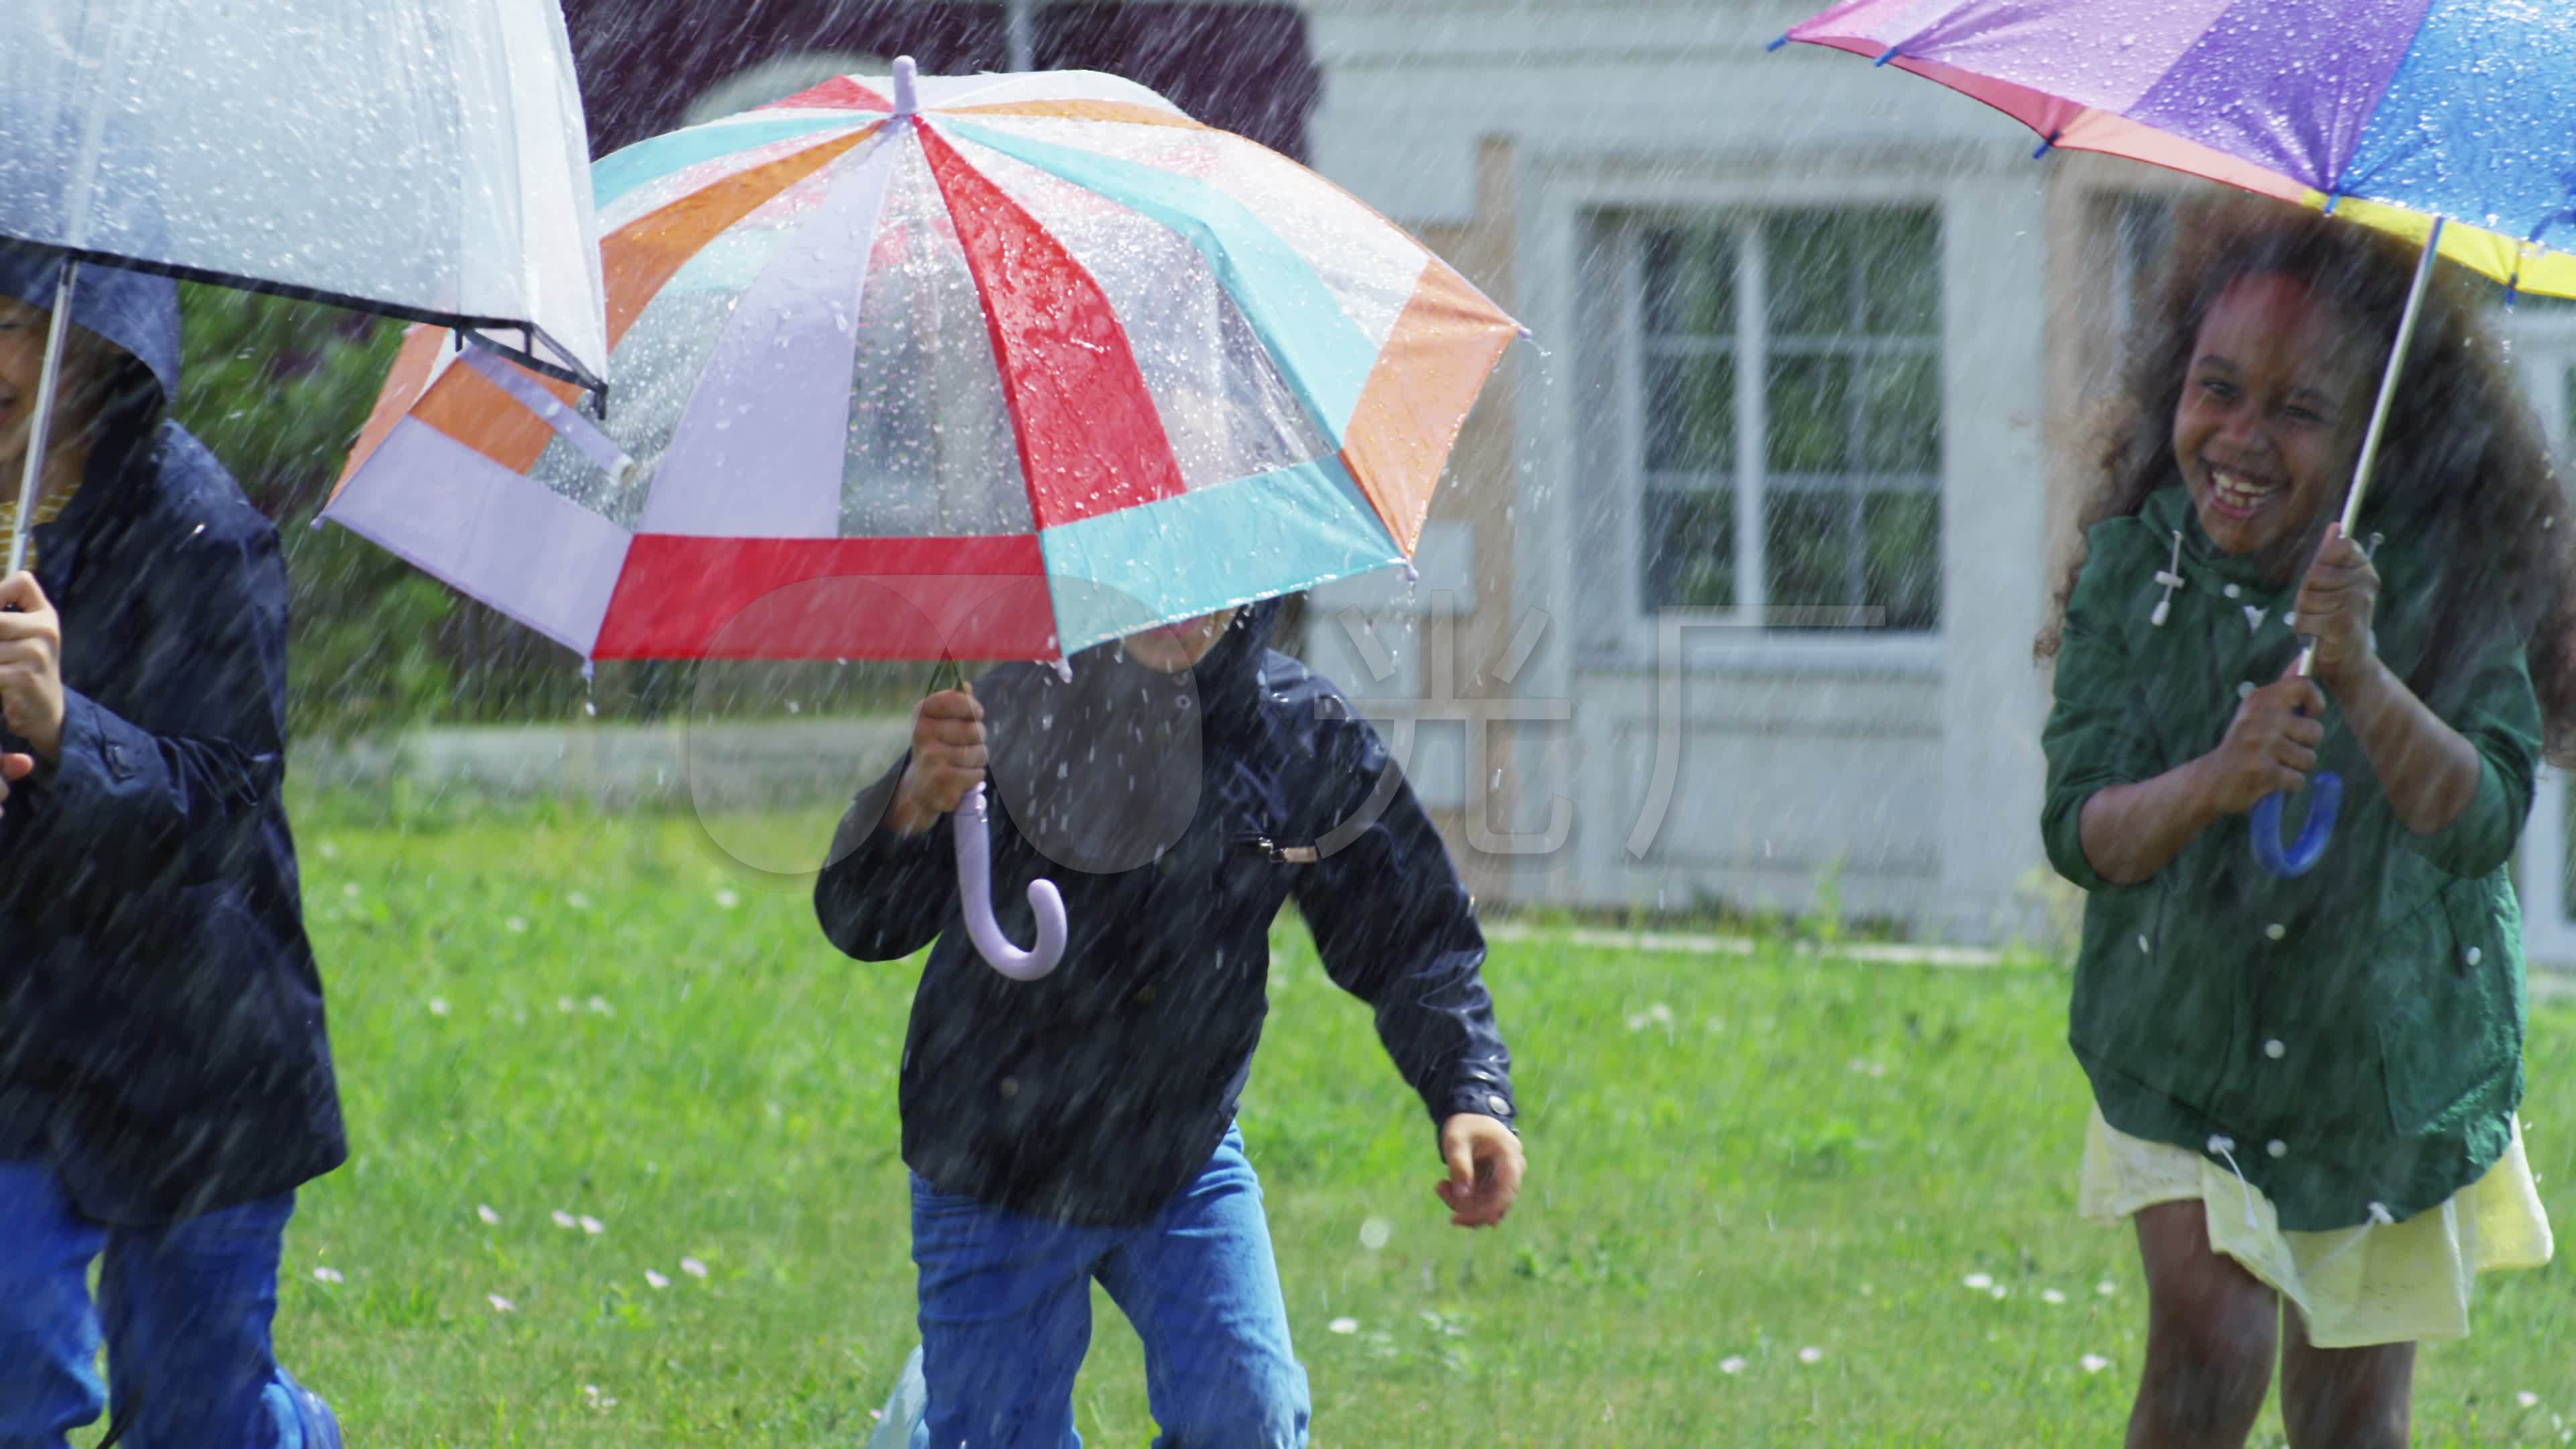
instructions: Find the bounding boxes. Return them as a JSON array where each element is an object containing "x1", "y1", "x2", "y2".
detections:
[{"x1": 1, "y1": 0, "x2": 612, "y2": 570}]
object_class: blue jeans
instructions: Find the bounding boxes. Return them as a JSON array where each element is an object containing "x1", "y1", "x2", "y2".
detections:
[
  {"x1": 908, "y1": 1126, "x2": 1311, "y2": 1449},
  {"x1": 0, "y1": 1159, "x2": 321, "y2": 1449}
]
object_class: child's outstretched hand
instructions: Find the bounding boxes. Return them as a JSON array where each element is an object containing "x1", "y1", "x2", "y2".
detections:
[
  {"x1": 0, "y1": 572, "x2": 64, "y2": 765},
  {"x1": 888, "y1": 684, "x2": 986, "y2": 835},
  {"x1": 2200, "y1": 661, "x2": 2326, "y2": 816},
  {"x1": 2295, "y1": 522, "x2": 2380, "y2": 686},
  {"x1": 1436, "y1": 1112, "x2": 1523, "y2": 1228}
]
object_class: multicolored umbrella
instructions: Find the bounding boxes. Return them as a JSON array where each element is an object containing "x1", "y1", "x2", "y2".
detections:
[
  {"x1": 1779, "y1": 1, "x2": 2576, "y2": 297},
  {"x1": 323, "y1": 57, "x2": 1521, "y2": 670},
  {"x1": 1780, "y1": 0, "x2": 2576, "y2": 876}
]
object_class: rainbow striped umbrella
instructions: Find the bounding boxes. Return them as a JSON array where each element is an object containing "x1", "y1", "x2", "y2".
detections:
[
  {"x1": 324, "y1": 57, "x2": 1519, "y2": 669},
  {"x1": 1780, "y1": 0, "x2": 2576, "y2": 297}
]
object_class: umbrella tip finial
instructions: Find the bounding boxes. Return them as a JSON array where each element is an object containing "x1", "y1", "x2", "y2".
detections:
[{"x1": 893, "y1": 56, "x2": 919, "y2": 117}]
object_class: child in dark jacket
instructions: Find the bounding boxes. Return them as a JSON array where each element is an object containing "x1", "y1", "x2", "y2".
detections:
[
  {"x1": 818, "y1": 600, "x2": 1523, "y2": 1448},
  {"x1": 0, "y1": 249, "x2": 343, "y2": 1448}
]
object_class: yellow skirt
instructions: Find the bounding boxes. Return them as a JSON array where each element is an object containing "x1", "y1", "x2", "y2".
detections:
[{"x1": 2079, "y1": 1105, "x2": 2554, "y2": 1348}]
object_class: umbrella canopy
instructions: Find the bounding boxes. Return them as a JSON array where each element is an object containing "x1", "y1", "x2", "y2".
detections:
[
  {"x1": 321, "y1": 58, "x2": 1521, "y2": 668},
  {"x1": 3, "y1": 0, "x2": 609, "y2": 388},
  {"x1": 1782, "y1": 0, "x2": 2576, "y2": 298}
]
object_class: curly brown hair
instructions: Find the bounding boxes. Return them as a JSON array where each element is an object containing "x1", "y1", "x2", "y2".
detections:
[{"x1": 2038, "y1": 194, "x2": 2576, "y2": 762}]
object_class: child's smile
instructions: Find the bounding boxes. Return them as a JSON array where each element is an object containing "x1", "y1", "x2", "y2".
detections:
[{"x1": 2171, "y1": 272, "x2": 2369, "y2": 574}]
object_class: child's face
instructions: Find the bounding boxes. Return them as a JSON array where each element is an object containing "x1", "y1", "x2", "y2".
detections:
[
  {"x1": 2171, "y1": 273, "x2": 2370, "y2": 567},
  {"x1": 0, "y1": 296, "x2": 105, "y2": 483},
  {"x1": 1118, "y1": 608, "x2": 1240, "y2": 674},
  {"x1": 0, "y1": 297, "x2": 52, "y2": 473}
]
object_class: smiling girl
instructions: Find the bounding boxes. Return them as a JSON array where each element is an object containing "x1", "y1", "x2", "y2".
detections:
[{"x1": 2038, "y1": 197, "x2": 2568, "y2": 1448}]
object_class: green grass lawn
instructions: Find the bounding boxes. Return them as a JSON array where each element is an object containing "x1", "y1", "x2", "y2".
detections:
[{"x1": 193, "y1": 801, "x2": 2574, "y2": 1446}]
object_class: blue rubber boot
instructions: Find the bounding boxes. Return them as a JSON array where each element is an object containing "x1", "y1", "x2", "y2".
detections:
[{"x1": 270, "y1": 1368, "x2": 343, "y2": 1449}]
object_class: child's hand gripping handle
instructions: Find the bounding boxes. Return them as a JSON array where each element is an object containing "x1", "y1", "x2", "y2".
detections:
[
  {"x1": 2249, "y1": 641, "x2": 2341, "y2": 879},
  {"x1": 2244, "y1": 197, "x2": 2440, "y2": 874},
  {"x1": 953, "y1": 782, "x2": 1068, "y2": 981}
]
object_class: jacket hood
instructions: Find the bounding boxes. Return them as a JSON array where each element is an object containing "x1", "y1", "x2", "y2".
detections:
[{"x1": 0, "y1": 245, "x2": 180, "y2": 408}]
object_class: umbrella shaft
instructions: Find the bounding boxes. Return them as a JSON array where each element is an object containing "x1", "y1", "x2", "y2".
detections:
[
  {"x1": 9, "y1": 260, "x2": 80, "y2": 580},
  {"x1": 2298, "y1": 216, "x2": 2444, "y2": 681}
]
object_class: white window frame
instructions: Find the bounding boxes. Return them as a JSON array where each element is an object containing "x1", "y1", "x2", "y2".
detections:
[
  {"x1": 2505, "y1": 308, "x2": 2576, "y2": 965},
  {"x1": 1564, "y1": 174, "x2": 1951, "y2": 676}
]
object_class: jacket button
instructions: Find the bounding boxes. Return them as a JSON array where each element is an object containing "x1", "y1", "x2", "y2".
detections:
[
  {"x1": 2238, "y1": 682, "x2": 2257, "y2": 700},
  {"x1": 2264, "y1": 1038, "x2": 2286, "y2": 1060},
  {"x1": 2465, "y1": 946, "x2": 2483, "y2": 967},
  {"x1": 2267, "y1": 1139, "x2": 2288, "y2": 1159},
  {"x1": 1000, "y1": 1077, "x2": 1020, "y2": 1099},
  {"x1": 1136, "y1": 985, "x2": 1157, "y2": 1006},
  {"x1": 1486, "y1": 1094, "x2": 1511, "y2": 1117},
  {"x1": 2137, "y1": 935, "x2": 2151, "y2": 955},
  {"x1": 2265, "y1": 923, "x2": 2286, "y2": 941},
  {"x1": 2223, "y1": 584, "x2": 2242, "y2": 599}
]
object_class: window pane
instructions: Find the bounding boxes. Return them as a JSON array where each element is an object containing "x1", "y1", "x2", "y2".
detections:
[
  {"x1": 1642, "y1": 488, "x2": 1735, "y2": 610},
  {"x1": 1765, "y1": 211, "x2": 1859, "y2": 339},
  {"x1": 1862, "y1": 488, "x2": 1941, "y2": 630},
  {"x1": 1646, "y1": 352, "x2": 1735, "y2": 470},
  {"x1": 1766, "y1": 354, "x2": 1851, "y2": 473},
  {"x1": 1854, "y1": 211, "x2": 1940, "y2": 335},
  {"x1": 1858, "y1": 353, "x2": 1940, "y2": 473},
  {"x1": 1641, "y1": 226, "x2": 1734, "y2": 338},
  {"x1": 1764, "y1": 488, "x2": 1855, "y2": 616},
  {"x1": 1768, "y1": 208, "x2": 1938, "y2": 339}
]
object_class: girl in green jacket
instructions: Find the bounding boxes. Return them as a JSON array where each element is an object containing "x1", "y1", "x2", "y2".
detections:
[{"x1": 2040, "y1": 196, "x2": 2567, "y2": 1448}]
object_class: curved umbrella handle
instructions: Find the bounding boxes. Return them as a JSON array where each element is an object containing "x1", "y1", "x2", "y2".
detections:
[
  {"x1": 952, "y1": 783, "x2": 1068, "y2": 980},
  {"x1": 2248, "y1": 771, "x2": 2343, "y2": 879}
]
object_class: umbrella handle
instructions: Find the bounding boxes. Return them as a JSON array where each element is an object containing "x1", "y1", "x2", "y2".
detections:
[
  {"x1": 952, "y1": 783, "x2": 1067, "y2": 980},
  {"x1": 2249, "y1": 771, "x2": 2343, "y2": 879}
]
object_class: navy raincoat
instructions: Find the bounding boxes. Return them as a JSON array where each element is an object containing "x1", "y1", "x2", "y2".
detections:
[
  {"x1": 0, "y1": 252, "x2": 344, "y2": 1225},
  {"x1": 816, "y1": 603, "x2": 1517, "y2": 1227}
]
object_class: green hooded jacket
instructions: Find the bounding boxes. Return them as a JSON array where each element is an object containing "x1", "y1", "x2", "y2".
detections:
[{"x1": 2041, "y1": 483, "x2": 2532, "y2": 1230}]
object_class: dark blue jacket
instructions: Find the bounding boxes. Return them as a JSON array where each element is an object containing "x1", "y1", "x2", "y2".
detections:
[
  {"x1": 0, "y1": 252, "x2": 344, "y2": 1225},
  {"x1": 815, "y1": 603, "x2": 1516, "y2": 1227}
]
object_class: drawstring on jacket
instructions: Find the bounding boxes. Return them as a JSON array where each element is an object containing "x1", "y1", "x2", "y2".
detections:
[{"x1": 2151, "y1": 530, "x2": 2188, "y2": 626}]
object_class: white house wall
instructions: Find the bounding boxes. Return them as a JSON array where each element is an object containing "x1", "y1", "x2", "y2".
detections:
[{"x1": 1308, "y1": 0, "x2": 2059, "y2": 939}]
